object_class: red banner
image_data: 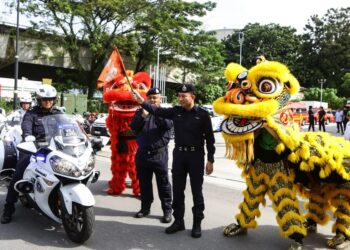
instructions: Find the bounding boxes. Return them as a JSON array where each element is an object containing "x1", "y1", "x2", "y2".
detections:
[{"x1": 97, "y1": 48, "x2": 126, "y2": 89}]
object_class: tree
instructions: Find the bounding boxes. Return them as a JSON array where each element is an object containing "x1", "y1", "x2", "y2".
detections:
[
  {"x1": 339, "y1": 73, "x2": 350, "y2": 98},
  {"x1": 303, "y1": 87, "x2": 346, "y2": 109},
  {"x1": 195, "y1": 83, "x2": 225, "y2": 105},
  {"x1": 298, "y1": 8, "x2": 350, "y2": 89},
  {"x1": 222, "y1": 23, "x2": 301, "y2": 69},
  {"x1": 6, "y1": 0, "x2": 222, "y2": 99}
]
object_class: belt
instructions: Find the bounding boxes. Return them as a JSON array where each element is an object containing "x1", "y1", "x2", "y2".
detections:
[
  {"x1": 176, "y1": 146, "x2": 202, "y2": 152},
  {"x1": 142, "y1": 146, "x2": 167, "y2": 155}
]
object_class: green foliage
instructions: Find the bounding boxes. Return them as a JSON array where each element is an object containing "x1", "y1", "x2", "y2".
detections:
[
  {"x1": 303, "y1": 87, "x2": 346, "y2": 109},
  {"x1": 298, "y1": 8, "x2": 350, "y2": 89},
  {"x1": 222, "y1": 23, "x2": 301, "y2": 69},
  {"x1": 339, "y1": 73, "x2": 350, "y2": 98},
  {"x1": 87, "y1": 100, "x2": 108, "y2": 114},
  {"x1": 13, "y1": 0, "x2": 223, "y2": 100},
  {"x1": 165, "y1": 88, "x2": 177, "y2": 105},
  {"x1": 195, "y1": 83, "x2": 225, "y2": 105},
  {"x1": 0, "y1": 99, "x2": 14, "y2": 114}
]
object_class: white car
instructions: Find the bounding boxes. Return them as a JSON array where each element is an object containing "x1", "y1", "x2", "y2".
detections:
[
  {"x1": 202, "y1": 105, "x2": 223, "y2": 132},
  {"x1": 91, "y1": 116, "x2": 109, "y2": 137}
]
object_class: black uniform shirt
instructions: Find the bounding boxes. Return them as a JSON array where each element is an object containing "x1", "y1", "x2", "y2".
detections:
[
  {"x1": 130, "y1": 108, "x2": 173, "y2": 151},
  {"x1": 142, "y1": 102, "x2": 215, "y2": 163},
  {"x1": 22, "y1": 105, "x2": 63, "y2": 141}
]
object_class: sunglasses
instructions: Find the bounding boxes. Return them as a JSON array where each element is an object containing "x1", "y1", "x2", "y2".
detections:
[{"x1": 41, "y1": 98, "x2": 55, "y2": 101}]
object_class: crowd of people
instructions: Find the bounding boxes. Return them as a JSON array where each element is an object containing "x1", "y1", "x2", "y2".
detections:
[{"x1": 308, "y1": 105, "x2": 350, "y2": 139}]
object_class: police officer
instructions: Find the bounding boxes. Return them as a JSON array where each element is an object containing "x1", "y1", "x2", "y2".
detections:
[
  {"x1": 1, "y1": 85, "x2": 62, "y2": 224},
  {"x1": 9, "y1": 94, "x2": 32, "y2": 124},
  {"x1": 133, "y1": 84, "x2": 215, "y2": 238},
  {"x1": 130, "y1": 87, "x2": 173, "y2": 223}
]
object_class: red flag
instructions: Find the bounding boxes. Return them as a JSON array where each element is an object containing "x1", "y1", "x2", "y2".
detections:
[{"x1": 97, "y1": 48, "x2": 127, "y2": 89}]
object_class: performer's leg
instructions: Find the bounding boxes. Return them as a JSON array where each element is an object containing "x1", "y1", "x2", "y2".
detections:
[
  {"x1": 266, "y1": 162, "x2": 306, "y2": 241},
  {"x1": 304, "y1": 191, "x2": 330, "y2": 233},
  {"x1": 223, "y1": 167, "x2": 267, "y2": 237},
  {"x1": 108, "y1": 161, "x2": 127, "y2": 195},
  {"x1": 327, "y1": 187, "x2": 350, "y2": 249}
]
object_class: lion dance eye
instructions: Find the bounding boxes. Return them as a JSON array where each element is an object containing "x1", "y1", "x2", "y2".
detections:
[
  {"x1": 240, "y1": 80, "x2": 252, "y2": 90},
  {"x1": 258, "y1": 78, "x2": 277, "y2": 94}
]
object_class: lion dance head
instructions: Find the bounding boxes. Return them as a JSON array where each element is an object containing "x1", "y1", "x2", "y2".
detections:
[{"x1": 213, "y1": 61, "x2": 300, "y2": 166}]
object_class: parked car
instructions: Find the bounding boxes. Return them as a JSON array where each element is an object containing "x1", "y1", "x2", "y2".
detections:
[
  {"x1": 202, "y1": 105, "x2": 224, "y2": 132},
  {"x1": 91, "y1": 116, "x2": 110, "y2": 137},
  {"x1": 287, "y1": 102, "x2": 308, "y2": 126}
]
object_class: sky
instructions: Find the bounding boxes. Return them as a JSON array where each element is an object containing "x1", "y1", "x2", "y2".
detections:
[{"x1": 196, "y1": 0, "x2": 349, "y2": 33}]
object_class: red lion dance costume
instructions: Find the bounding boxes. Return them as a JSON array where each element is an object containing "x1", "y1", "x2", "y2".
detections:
[{"x1": 103, "y1": 71, "x2": 151, "y2": 195}]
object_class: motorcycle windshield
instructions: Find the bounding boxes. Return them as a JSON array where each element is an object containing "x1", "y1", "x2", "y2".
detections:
[{"x1": 42, "y1": 114, "x2": 88, "y2": 157}]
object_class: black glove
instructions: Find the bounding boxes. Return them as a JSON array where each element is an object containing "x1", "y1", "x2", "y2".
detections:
[{"x1": 116, "y1": 140, "x2": 128, "y2": 153}]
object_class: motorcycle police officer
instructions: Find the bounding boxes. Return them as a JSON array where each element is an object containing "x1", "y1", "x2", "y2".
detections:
[
  {"x1": 1, "y1": 85, "x2": 62, "y2": 224},
  {"x1": 130, "y1": 87, "x2": 173, "y2": 223},
  {"x1": 133, "y1": 84, "x2": 215, "y2": 238}
]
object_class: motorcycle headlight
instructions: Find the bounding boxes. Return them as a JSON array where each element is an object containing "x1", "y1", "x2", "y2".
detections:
[
  {"x1": 83, "y1": 155, "x2": 95, "y2": 174},
  {"x1": 50, "y1": 156, "x2": 82, "y2": 177}
]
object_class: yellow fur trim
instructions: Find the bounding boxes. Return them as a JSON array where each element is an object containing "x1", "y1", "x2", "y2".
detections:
[
  {"x1": 274, "y1": 188, "x2": 296, "y2": 200},
  {"x1": 305, "y1": 212, "x2": 330, "y2": 225},
  {"x1": 269, "y1": 172, "x2": 294, "y2": 188},
  {"x1": 239, "y1": 202, "x2": 261, "y2": 218},
  {"x1": 334, "y1": 211, "x2": 350, "y2": 223},
  {"x1": 248, "y1": 61, "x2": 300, "y2": 96},
  {"x1": 305, "y1": 203, "x2": 328, "y2": 218},
  {"x1": 332, "y1": 224, "x2": 350, "y2": 237},
  {"x1": 274, "y1": 199, "x2": 300, "y2": 212},
  {"x1": 213, "y1": 97, "x2": 280, "y2": 118},
  {"x1": 277, "y1": 211, "x2": 304, "y2": 228},
  {"x1": 275, "y1": 143, "x2": 286, "y2": 154},
  {"x1": 225, "y1": 63, "x2": 247, "y2": 82},
  {"x1": 243, "y1": 190, "x2": 266, "y2": 205},
  {"x1": 280, "y1": 225, "x2": 307, "y2": 238},
  {"x1": 236, "y1": 214, "x2": 257, "y2": 229},
  {"x1": 246, "y1": 177, "x2": 268, "y2": 196}
]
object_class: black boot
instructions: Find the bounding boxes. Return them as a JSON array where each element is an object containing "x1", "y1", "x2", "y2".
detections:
[
  {"x1": 1, "y1": 203, "x2": 15, "y2": 224},
  {"x1": 191, "y1": 218, "x2": 202, "y2": 238},
  {"x1": 165, "y1": 220, "x2": 185, "y2": 234},
  {"x1": 161, "y1": 211, "x2": 172, "y2": 223},
  {"x1": 134, "y1": 209, "x2": 150, "y2": 218}
]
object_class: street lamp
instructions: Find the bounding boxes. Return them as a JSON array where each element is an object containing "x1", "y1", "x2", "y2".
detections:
[
  {"x1": 318, "y1": 78, "x2": 327, "y2": 104},
  {"x1": 238, "y1": 32, "x2": 244, "y2": 65},
  {"x1": 13, "y1": 0, "x2": 20, "y2": 110}
]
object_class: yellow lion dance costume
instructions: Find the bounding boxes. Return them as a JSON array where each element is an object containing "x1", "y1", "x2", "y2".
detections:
[{"x1": 213, "y1": 60, "x2": 350, "y2": 250}]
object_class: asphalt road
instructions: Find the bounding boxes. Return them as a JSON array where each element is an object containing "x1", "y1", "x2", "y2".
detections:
[{"x1": 0, "y1": 123, "x2": 344, "y2": 250}]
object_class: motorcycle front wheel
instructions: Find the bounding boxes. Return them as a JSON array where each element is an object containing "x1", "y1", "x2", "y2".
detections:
[{"x1": 62, "y1": 203, "x2": 94, "y2": 243}]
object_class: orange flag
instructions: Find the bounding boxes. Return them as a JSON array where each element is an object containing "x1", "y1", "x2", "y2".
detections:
[{"x1": 97, "y1": 48, "x2": 127, "y2": 89}]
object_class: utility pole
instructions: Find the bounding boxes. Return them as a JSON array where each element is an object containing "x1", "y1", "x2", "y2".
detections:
[
  {"x1": 238, "y1": 32, "x2": 244, "y2": 65},
  {"x1": 13, "y1": 0, "x2": 20, "y2": 110},
  {"x1": 318, "y1": 78, "x2": 327, "y2": 104}
]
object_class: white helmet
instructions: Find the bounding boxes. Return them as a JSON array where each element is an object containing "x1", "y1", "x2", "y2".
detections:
[
  {"x1": 36, "y1": 85, "x2": 57, "y2": 99},
  {"x1": 19, "y1": 95, "x2": 32, "y2": 103}
]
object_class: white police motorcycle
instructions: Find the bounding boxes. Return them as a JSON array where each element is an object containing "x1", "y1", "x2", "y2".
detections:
[
  {"x1": 0, "y1": 115, "x2": 22, "y2": 180},
  {"x1": 12, "y1": 114, "x2": 102, "y2": 243}
]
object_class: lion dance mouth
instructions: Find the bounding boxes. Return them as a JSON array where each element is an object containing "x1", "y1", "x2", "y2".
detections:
[{"x1": 221, "y1": 116, "x2": 264, "y2": 135}]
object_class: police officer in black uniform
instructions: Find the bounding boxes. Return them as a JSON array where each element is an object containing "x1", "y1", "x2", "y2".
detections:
[
  {"x1": 133, "y1": 84, "x2": 215, "y2": 238},
  {"x1": 130, "y1": 87, "x2": 173, "y2": 223},
  {"x1": 1, "y1": 85, "x2": 63, "y2": 224}
]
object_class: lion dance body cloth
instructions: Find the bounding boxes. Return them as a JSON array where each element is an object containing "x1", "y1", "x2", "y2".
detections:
[
  {"x1": 103, "y1": 71, "x2": 151, "y2": 195},
  {"x1": 213, "y1": 60, "x2": 350, "y2": 249}
]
